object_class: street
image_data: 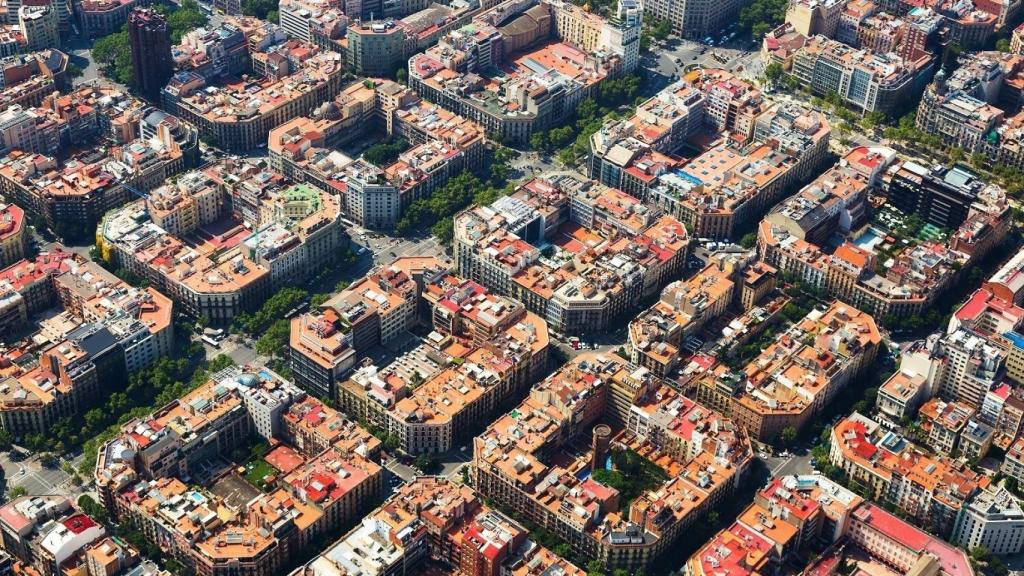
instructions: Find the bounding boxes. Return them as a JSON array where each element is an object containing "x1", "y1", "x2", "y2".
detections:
[
  {"x1": 763, "y1": 449, "x2": 815, "y2": 479},
  {"x1": 642, "y1": 34, "x2": 764, "y2": 88},
  {"x1": 0, "y1": 451, "x2": 89, "y2": 499}
]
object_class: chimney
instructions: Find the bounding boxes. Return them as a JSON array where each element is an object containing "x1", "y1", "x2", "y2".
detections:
[{"x1": 591, "y1": 424, "x2": 612, "y2": 473}]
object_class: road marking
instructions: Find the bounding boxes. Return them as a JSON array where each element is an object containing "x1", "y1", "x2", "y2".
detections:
[{"x1": 770, "y1": 457, "x2": 793, "y2": 477}]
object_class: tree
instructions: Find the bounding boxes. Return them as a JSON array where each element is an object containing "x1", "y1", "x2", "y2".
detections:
[
  {"x1": 586, "y1": 560, "x2": 607, "y2": 576},
  {"x1": 310, "y1": 293, "x2": 330, "y2": 308},
  {"x1": 77, "y1": 494, "x2": 108, "y2": 522},
  {"x1": 529, "y1": 131, "x2": 548, "y2": 151},
  {"x1": 970, "y1": 152, "x2": 987, "y2": 170},
  {"x1": 92, "y1": 30, "x2": 133, "y2": 85},
  {"x1": 208, "y1": 354, "x2": 236, "y2": 372},
  {"x1": 763, "y1": 61, "x2": 783, "y2": 84},
  {"x1": 157, "y1": 0, "x2": 209, "y2": 43},
  {"x1": 780, "y1": 426, "x2": 798, "y2": 446},
  {"x1": 1006, "y1": 476, "x2": 1020, "y2": 496},
  {"x1": 0, "y1": 429, "x2": 12, "y2": 452},
  {"x1": 432, "y1": 218, "x2": 454, "y2": 245},
  {"x1": 648, "y1": 17, "x2": 671, "y2": 41},
  {"x1": 396, "y1": 67, "x2": 408, "y2": 85},
  {"x1": 8, "y1": 486, "x2": 27, "y2": 499},
  {"x1": 997, "y1": 38, "x2": 1011, "y2": 52},
  {"x1": 255, "y1": 319, "x2": 290, "y2": 358},
  {"x1": 241, "y1": 0, "x2": 276, "y2": 19},
  {"x1": 414, "y1": 454, "x2": 435, "y2": 473},
  {"x1": 739, "y1": 232, "x2": 757, "y2": 248},
  {"x1": 266, "y1": 9, "x2": 279, "y2": 23},
  {"x1": 363, "y1": 137, "x2": 409, "y2": 165},
  {"x1": 66, "y1": 63, "x2": 84, "y2": 79}
]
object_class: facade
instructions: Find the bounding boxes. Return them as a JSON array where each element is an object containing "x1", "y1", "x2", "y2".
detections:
[
  {"x1": 336, "y1": 263, "x2": 551, "y2": 454},
  {"x1": 290, "y1": 259, "x2": 426, "y2": 398},
  {"x1": 0, "y1": 252, "x2": 174, "y2": 436},
  {"x1": 98, "y1": 159, "x2": 346, "y2": 322},
  {"x1": 953, "y1": 487, "x2": 1024, "y2": 555},
  {"x1": 790, "y1": 35, "x2": 936, "y2": 114},
  {"x1": 0, "y1": 137, "x2": 189, "y2": 241},
  {"x1": 94, "y1": 367, "x2": 384, "y2": 576},
  {"x1": 695, "y1": 300, "x2": 881, "y2": 441},
  {"x1": 0, "y1": 49, "x2": 68, "y2": 111},
  {"x1": 163, "y1": 49, "x2": 345, "y2": 151},
  {"x1": 473, "y1": 352, "x2": 752, "y2": 572},
  {"x1": 0, "y1": 203, "x2": 24, "y2": 268},
  {"x1": 454, "y1": 173, "x2": 689, "y2": 335},
  {"x1": 589, "y1": 72, "x2": 830, "y2": 240},
  {"x1": 128, "y1": 8, "x2": 173, "y2": 102},
  {"x1": 830, "y1": 413, "x2": 986, "y2": 537},
  {"x1": 628, "y1": 255, "x2": 741, "y2": 377},
  {"x1": 17, "y1": 5, "x2": 57, "y2": 52},
  {"x1": 297, "y1": 477, "x2": 584, "y2": 576},
  {"x1": 408, "y1": 0, "x2": 641, "y2": 145},
  {"x1": 759, "y1": 151, "x2": 1010, "y2": 325},
  {"x1": 642, "y1": 0, "x2": 743, "y2": 38},
  {"x1": 268, "y1": 79, "x2": 486, "y2": 230},
  {"x1": 76, "y1": 0, "x2": 140, "y2": 38}
]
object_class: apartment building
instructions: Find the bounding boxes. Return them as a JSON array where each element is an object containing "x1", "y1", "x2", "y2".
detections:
[
  {"x1": 0, "y1": 252, "x2": 173, "y2": 436},
  {"x1": 171, "y1": 22, "x2": 251, "y2": 81},
  {"x1": 685, "y1": 474, "x2": 861, "y2": 576},
  {"x1": 695, "y1": 300, "x2": 881, "y2": 442},
  {"x1": 336, "y1": 265, "x2": 551, "y2": 454},
  {"x1": 883, "y1": 160, "x2": 1010, "y2": 231},
  {"x1": 454, "y1": 173, "x2": 688, "y2": 335},
  {"x1": 760, "y1": 152, "x2": 1010, "y2": 325},
  {"x1": 0, "y1": 203, "x2": 24, "y2": 268},
  {"x1": 0, "y1": 50, "x2": 67, "y2": 111},
  {"x1": 628, "y1": 256, "x2": 738, "y2": 378},
  {"x1": 687, "y1": 473, "x2": 974, "y2": 576},
  {"x1": 918, "y1": 397, "x2": 979, "y2": 455},
  {"x1": 589, "y1": 78, "x2": 706, "y2": 185},
  {"x1": 75, "y1": 0, "x2": 141, "y2": 38},
  {"x1": 98, "y1": 160, "x2": 345, "y2": 322},
  {"x1": 290, "y1": 262, "x2": 423, "y2": 398},
  {"x1": 790, "y1": 35, "x2": 936, "y2": 114},
  {"x1": 830, "y1": 413, "x2": 987, "y2": 537},
  {"x1": 0, "y1": 127, "x2": 192, "y2": 241},
  {"x1": 938, "y1": 328, "x2": 1005, "y2": 408},
  {"x1": 473, "y1": 352, "x2": 752, "y2": 572},
  {"x1": 163, "y1": 49, "x2": 345, "y2": 152},
  {"x1": 278, "y1": 0, "x2": 348, "y2": 48},
  {"x1": 952, "y1": 487, "x2": 1024, "y2": 555},
  {"x1": 0, "y1": 496, "x2": 111, "y2": 576},
  {"x1": 589, "y1": 72, "x2": 830, "y2": 239},
  {"x1": 94, "y1": 367, "x2": 384, "y2": 576},
  {"x1": 408, "y1": 0, "x2": 639, "y2": 145},
  {"x1": 297, "y1": 477, "x2": 585, "y2": 576}
]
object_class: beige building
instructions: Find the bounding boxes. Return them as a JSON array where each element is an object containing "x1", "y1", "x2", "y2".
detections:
[
  {"x1": 696, "y1": 300, "x2": 881, "y2": 442},
  {"x1": 0, "y1": 203, "x2": 25, "y2": 268},
  {"x1": 17, "y1": 5, "x2": 58, "y2": 52}
]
